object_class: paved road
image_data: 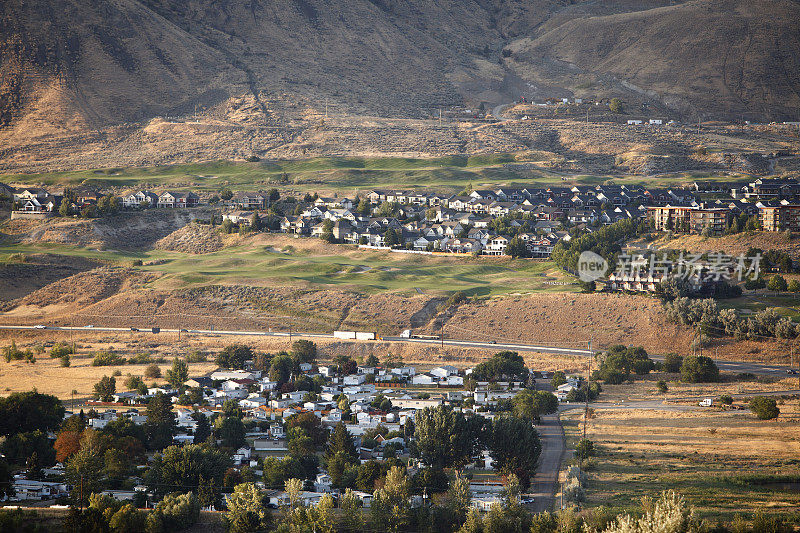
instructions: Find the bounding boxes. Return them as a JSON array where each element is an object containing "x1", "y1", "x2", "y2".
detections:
[
  {"x1": 529, "y1": 415, "x2": 564, "y2": 513},
  {"x1": 1, "y1": 325, "x2": 797, "y2": 376}
]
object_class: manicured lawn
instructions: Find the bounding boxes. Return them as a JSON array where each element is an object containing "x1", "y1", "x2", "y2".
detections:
[{"x1": 0, "y1": 238, "x2": 578, "y2": 297}]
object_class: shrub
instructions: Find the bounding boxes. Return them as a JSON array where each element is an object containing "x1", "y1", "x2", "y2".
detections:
[
  {"x1": 60, "y1": 355, "x2": 71, "y2": 367},
  {"x1": 767, "y1": 275, "x2": 788, "y2": 292},
  {"x1": 663, "y1": 353, "x2": 683, "y2": 373},
  {"x1": 550, "y1": 371, "x2": 567, "y2": 388},
  {"x1": 788, "y1": 280, "x2": 800, "y2": 293},
  {"x1": 186, "y1": 351, "x2": 207, "y2": 363},
  {"x1": 656, "y1": 380, "x2": 668, "y2": 393},
  {"x1": 719, "y1": 394, "x2": 733, "y2": 405},
  {"x1": 144, "y1": 364, "x2": 161, "y2": 379},
  {"x1": 680, "y1": 355, "x2": 719, "y2": 383},
  {"x1": 128, "y1": 353, "x2": 153, "y2": 364},
  {"x1": 50, "y1": 342, "x2": 74, "y2": 358},
  {"x1": 576, "y1": 439, "x2": 594, "y2": 460},
  {"x1": 749, "y1": 396, "x2": 779, "y2": 420},
  {"x1": 91, "y1": 351, "x2": 127, "y2": 366}
]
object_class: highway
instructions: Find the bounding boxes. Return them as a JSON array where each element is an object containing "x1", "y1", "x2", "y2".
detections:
[{"x1": 1, "y1": 324, "x2": 796, "y2": 376}]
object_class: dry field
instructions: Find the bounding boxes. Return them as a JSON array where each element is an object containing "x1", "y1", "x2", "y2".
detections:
[
  {"x1": 652, "y1": 231, "x2": 800, "y2": 261},
  {"x1": 562, "y1": 378, "x2": 800, "y2": 521},
  {"x1": 0, "y1": 330, "x2": 587, "y2": 400}
]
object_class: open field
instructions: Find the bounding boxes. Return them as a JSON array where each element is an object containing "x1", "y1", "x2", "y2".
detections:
[
  {"x1": 0, "y1": 331, "x2": 588, "y2": 400},
  {"x1": 562, "y1": 377, "x2": 800, "y2": 521}
]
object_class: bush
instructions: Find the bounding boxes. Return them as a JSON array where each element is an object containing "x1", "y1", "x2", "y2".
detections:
[
  {"x1": 788, "y1": 280, "x2": 800, "y2": 293},
  {"x1": 550, "y1": 371, "x2": 567, "y2": 388},
  {"x1": 144, "y1": 364, "x2": 162, "y2": 379},
  {"x1": 663, "y1": 353, "x2": 683, "y2": 373},
  {"x1": 91, "y1": 351, "x2": 127, "y2": 366},
  {"x1": 60, "y1": 355, "x2": 71, "y2": 367},
  {"x1": 50, "y1": 342, "x2": 74, "y2": 358},
  {"x1": 680, "y1": 355, "x2": 719, "y2": 383},
  {"x1": 767, "y1": 275, "x2": 788, "y2": 292},
  {"x1": 719, "y1": 394, "x2": 733, "y2": 405},
  {"x1": 128, "y1": 353, "x2": 153, "y2": 364},
  {"x1": 656, "y1": 380, "x2": 668, "y2": 393},
  {"x1": 749, "y1": 396, "x2": 779, "y2": 420},
  {"x1": 576, "y1": 439, "x2": 594, "y2": 460},
  {"x1": 186, "y1": 351, "x2": 207, "y2": 363}
]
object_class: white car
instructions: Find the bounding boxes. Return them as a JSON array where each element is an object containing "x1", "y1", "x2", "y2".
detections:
[
  {"x1": 34, "y1": 325, "x2": 46, "y2": 329},
  {"x1": 84, "y1": 325, "x2": 94, "y2": 328}
]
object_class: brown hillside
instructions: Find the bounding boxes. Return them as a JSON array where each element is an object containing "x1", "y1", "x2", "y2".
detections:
[{"x1": 1, "y1": 0, "x2": 799, "y2": 172}]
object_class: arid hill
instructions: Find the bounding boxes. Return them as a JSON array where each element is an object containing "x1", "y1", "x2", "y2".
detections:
[{"x1": 1, "y1": 0, "x2": 798, "y2": 171}]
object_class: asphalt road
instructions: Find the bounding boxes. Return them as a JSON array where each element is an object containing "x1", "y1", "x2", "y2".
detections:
[
  {"x1": 1, "y1": 325, "x2": 797, "y2": 377},
  {"x1": 529, "y1": 415, "x2": 564, "y2": 513}
]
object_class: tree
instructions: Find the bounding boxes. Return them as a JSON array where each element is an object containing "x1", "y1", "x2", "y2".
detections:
[
  {"x1": 414, "y1": 406, "x2": 486, "y2": 469},
  {"x1": 511, "y1": 390, "x2": 558, "y2": 422},
  {"x1": 472, "y1": 351, "x2": 527, "y2": 381},
  {"x1": 767, "y1": 275, "x2": 788, "y2": 292},
  {"x1": 146, "y1": 444, "x2": 230, "y2": 497},
  {"x1": 576, "y1": 438, "x2": 594, "y2": 460},
  {"x1": 609, "y1": 98, "x2": 623, "y2": 113},
  {"x1": 506, "y1": 236, "x2": 528, "y2": 258},
  {"x1": 656, "y1": 380, "x2": 668, "y2": 393},
  {"x1": 357, "y1": 198, "x2": 371, "y2": 216},
  {"x1": 326, "y1": 422, "x2": 359, "y2": 464},
  {"x1": 193, "y1": 413, "x2": 211, "y2": 444},
  {"x1": 2, "y1": 429, "x2": 56, "y2": 466},
  {"x1": 788, "y1": 279, "x2": 800, "y2": 293},
  {"x1": 93, "y1": 375, "x2": 116, "y2": 402},
  {"x1": 0, "y1": 458, "x2": 13, "y2": 499},
  {"x1": 217, "y1": 416, "x2": 246, "y2": 449},
  {"x1": 550, "y1": 371, "x2": 567, "y2": 388},
  {"x1": 145, "y1": 392, "x2": 177, "y2": 450},
  {"x1": 66, "y1": 445, "x2": 103, "y2": 505},
  {"x1": 291, "y1": 340, "x2": 317, "y2": 364},
  {"x1": 340, "y1": 489, "x2": 364, "y2": 531},
  {"x1": 216, "y1": 344, "x2": 253, "y2": 369},
  {"x1": 269, "y1": 353, "x2": 294, "y2": 385},
  {"x1": 268, "y1": 188, "x2": 280, "y2": 203},
  {"x1": 680, "y1": 355, "x2": 719, "y2": 383},
  {"x1": 321, "y1": 219, "x2": 335, "y2": 243},
  {"x1": 663, "y1": 353, "x2": 683, "y2": 373},
  {"x1": 166, "y1": 357, "x2": 189, "y2": 390},
  {"x1": 749, "y1": 396, "x2": 779, "y2": 420},
  {"x1": 371, "y1": 466, "x2": 411, "y2": 533},
  {"x1": 489, "y1": 416, "x2": 541, "y2": 481},
  {"x1": 147, "y1": 492, "x2": 200, "y2": 533},
  {"x1": 55, "y1": 430, "x2": 83, "y2": 462},
  {"x1": 0, "y1": 390, "x2": 65, "y2": 436},
  {"x1": 59, "y1": 199, "x2": 71, "y2": 217}
]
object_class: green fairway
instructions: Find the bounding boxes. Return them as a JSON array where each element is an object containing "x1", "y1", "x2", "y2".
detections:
[{"x1": 0, "y1": 239, "x2": 578, "y2": 297}]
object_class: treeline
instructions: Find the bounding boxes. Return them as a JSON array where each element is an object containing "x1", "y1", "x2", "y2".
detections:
[
  {"x1": 664, "y1": 298, "x2": 800, "y2": 340},
  {"x1": 551, "y1": 219, "x2": 649, "y2": 272}
]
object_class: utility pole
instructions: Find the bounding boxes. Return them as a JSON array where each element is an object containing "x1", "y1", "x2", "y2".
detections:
[
  {"x1": 438, "y1": 108, "x2": 442, "y2": 126},
  {"x1": 441, "y1": 321, "x2": 444, "y2": 349}
]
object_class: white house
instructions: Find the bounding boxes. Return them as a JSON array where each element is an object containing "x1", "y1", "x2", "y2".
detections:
[
  {"x1": 410, "y1": 374, "x2": 436, "y2": 386},
  {"x1": 430, "y1": 366, "x2": 459, "y2": 378},
  {"x1": 343, "y1": 374, "x2": 366, "y2": 386}
]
